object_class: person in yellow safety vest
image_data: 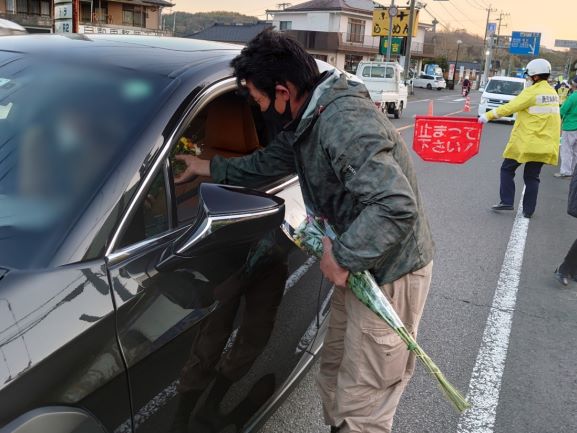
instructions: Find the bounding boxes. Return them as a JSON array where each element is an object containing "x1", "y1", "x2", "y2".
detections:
[
  {"x1": 558, "y1": 81, "x2": 570, "y2": 106},
  {"x1": 479, "y1": 58, "x2": 561, "y2": 218}
]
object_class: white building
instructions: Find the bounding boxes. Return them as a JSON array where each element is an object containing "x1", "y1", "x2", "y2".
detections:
[{"x1": 270, "y1": 0, "x2": 434, "y2": 73}]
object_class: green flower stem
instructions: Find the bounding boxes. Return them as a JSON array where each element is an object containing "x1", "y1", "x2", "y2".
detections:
[{"x1": 292, "y1": 217, "x2": 470, "y2": 413}]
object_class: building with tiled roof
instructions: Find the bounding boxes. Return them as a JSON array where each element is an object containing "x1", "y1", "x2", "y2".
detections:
[
  {"x1": 187, "y1": 22, "x2": 272, "y2": 44},
  {"x1": 269, "y1": 0, "x2": 434, "y2": 74}
]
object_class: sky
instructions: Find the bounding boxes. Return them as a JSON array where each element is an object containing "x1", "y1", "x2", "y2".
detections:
[{"x1": 173, "y1": 0, "x2": 572, "y2": 50}]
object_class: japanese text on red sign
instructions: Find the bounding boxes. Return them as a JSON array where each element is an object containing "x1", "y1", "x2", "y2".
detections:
[{"x1": 415, "y1": 122, "x2": 479, "y2": 154}]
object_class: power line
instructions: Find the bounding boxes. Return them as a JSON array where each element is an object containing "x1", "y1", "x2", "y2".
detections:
[
  {"x1": 420, "y1": 5, "x2": 450, "y2": 31},
  {"x1": 451, "y1": 1, "x2": 485, "y2": 23},
  {"x1": 462, "y1": 0, "x2": 486, "y2": 11},
  {"x1": 476, "y1": 0, "x2": 492, "y2": 8},
  {"x1": 438, "y1": 1, "x2": 462, "y2": 23}
]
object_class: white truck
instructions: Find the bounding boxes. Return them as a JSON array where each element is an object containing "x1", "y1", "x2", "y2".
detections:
[{"x1": 355, "y1": 61, "x2": 408, "y2": 118}]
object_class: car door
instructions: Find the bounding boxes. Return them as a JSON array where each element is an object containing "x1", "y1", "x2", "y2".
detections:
[{"x1": 105, "y1": 79, "x2": 326, "y2": 433}]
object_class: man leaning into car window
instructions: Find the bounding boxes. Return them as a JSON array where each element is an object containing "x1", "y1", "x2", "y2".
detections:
[{"x1": 174, "y1": 29, "x2": 434, "y2": 433}]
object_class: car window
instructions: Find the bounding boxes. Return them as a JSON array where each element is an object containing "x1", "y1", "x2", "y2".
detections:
[
  {"x1": 118, "y1": 170, "x2": 169, "y2": 248},
  {"x1": 485, "y1": 80, "x2": 524, "y2": 96},
  {"x1": 361, "y1": 66, "x2": 371, "y2": 77},
  {"x1": 171, "y1": 91, "x2": 267, "y2": 225},
  {"x1": 369, "y1": 66, "x2": 394, "y2": 79},
  {"x1": 0, "y1": 54, "x2": 171, "y2": 269}
]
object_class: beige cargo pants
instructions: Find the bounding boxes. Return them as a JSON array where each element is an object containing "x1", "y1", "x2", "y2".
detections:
[{"x1": 317, "y1": 261, "x2": 433, "y2": 433}]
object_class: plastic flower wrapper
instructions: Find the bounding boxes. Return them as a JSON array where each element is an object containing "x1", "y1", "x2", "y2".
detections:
[{"x1": 286, "y1": 215, "x2": 470, "y2": 413}]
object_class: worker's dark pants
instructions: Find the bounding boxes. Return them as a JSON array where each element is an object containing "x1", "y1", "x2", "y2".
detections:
[
  {"x1": 500, "y1": 158, "x2": 544, "y2": 215},
  {"x1": 560, "y1": 238, "x2": 577, "y2": 277}
]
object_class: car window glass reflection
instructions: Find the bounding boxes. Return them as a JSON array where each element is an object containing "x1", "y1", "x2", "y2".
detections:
[
  {"x1": 171, "y1": 92, "x2": 266, "y2": 225},
  {"x1": 118, "y1": 171, "x2": 169, "y2": 248},
  {"x1": 0, "y1": 56, "x2": 170, "y2": 269}
]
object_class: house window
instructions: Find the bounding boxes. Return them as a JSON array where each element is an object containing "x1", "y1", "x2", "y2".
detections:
[
  {"x1": 347, "y1": 18, "x2": 365, "y2": 43},
  {"x1": 123, "y1": 5, "x2": 134, "y2": 26},
  {"x1": 344, "y1": 54, "x2": 363, "y2": 73},
  {"x1": 6, "y1": 0, "x2": 15, "y2": 13},
  {"x1": 279, "y1": 21, "x2": 292, "y2": 31},
  {"x1": 80, "y1": 2, "x2": 91, "y2": 22},
  {"x1": 133, "y1": 7, "x2": 144, "y2": 27},
  {"x1": 41, "y1": 1, "x2": 50, "y2": 16},
  {"x1": 16, "y1": 0, "x2": 28, "y2": 14}
]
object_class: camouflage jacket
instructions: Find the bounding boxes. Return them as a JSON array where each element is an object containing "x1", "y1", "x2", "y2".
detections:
[{"x1": 211, "y1": 70, "x2": 434, "y2": 284}]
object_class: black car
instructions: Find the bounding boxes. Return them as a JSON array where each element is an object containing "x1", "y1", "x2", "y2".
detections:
[{"x1": 0, "y1": 35, "x2": 333, "y2": 433}]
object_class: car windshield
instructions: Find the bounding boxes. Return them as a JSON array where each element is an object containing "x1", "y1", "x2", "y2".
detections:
[
  {"x1": 485, "y1": 80, "x2": 524, "y2": 95},
  {"x1": 0, "y1": 54, "x2": 171, "y2": 269}
]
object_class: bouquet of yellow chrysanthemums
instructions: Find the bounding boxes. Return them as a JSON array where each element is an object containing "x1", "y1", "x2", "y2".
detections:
[
  {"x1": 289, "y1": 215, "x2": 470, "y2": 413},
  {"x1": 171, "y1": 137, "x2": 202, "y2": 177}
]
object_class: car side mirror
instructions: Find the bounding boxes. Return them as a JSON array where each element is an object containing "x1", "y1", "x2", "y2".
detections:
[{"x1": 157, "y1": 184, "x2": 285, "y2": 270}]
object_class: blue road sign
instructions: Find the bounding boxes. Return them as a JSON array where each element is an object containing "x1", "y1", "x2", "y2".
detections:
[
  {"x1": 509, "y1": 31, "x2": 541, "y2": 56},
  {"x1": 487, "y1": 22, "x2": 496, "y2": 36}
]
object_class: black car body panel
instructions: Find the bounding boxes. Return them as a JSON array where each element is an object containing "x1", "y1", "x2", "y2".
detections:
[
  {"x1": 0, "y1": 35, "x2": 331, "y2": 433},
  {"x1": 0, "y1": 263, "x2": 131, "y2": 432}
]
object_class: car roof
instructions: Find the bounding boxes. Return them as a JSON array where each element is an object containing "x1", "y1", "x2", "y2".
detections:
[
  {"x1": 0, "y1": 34, "x2": 242, "y2": 77},
  {"x1": 488, "y1": 76, "x2": 525, "y2": 82}
]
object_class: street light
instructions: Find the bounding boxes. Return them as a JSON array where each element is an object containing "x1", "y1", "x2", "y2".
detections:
[{"x1": 452, "y1": 39, "x2": 462, "y2": 90}]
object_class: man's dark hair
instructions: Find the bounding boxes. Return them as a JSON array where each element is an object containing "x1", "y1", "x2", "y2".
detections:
[
  {"x1": 231, "y1": 29, "x2": 320, "y2": 101},
  {"x1": 536, "y1": 73, "x2": 550, "y2": 81}
]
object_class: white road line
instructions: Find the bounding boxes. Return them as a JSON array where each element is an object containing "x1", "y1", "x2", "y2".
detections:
[
  {"x1": 395, "y1": 109, "x2": 466, "y2": 133},
  {"x1": 457, "y1": 189, "x2": 530, "y2": 433},
  {"x1": 397, "y1": 125, "x2": 414, "y2": 132}
]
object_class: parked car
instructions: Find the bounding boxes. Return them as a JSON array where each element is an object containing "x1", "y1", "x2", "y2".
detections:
[
  {"x1": 412, "y1": 73, "x2": 446, "y2": 90},
  {"x1": 355, "y1": 61, "x2": 407, "y2": 118},
  {"x1": 478, "y1": 76, "x2": 527, "y2": 123},
  {"x1": 0, "y1": 18, "x2": 26, "y2": 36},
  {"x1": 0, "y1": 35, "x2": 333, "y2": 433}
]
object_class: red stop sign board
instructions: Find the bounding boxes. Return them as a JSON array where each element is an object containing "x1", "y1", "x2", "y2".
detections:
[{"x1": 412, "y1": 116, "x2": 484, "y2": 164}]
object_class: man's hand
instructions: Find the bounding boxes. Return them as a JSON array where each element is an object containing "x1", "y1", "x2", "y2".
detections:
[
  {"x1": 478, "y1": 113, "x2": 489, "y2": 124},
  {"x1": 174, "y1": 154, "x2": 211, "y2": 184},
  {"x1": 320, "y1": 237, "x2": 350, "y2": 287}
]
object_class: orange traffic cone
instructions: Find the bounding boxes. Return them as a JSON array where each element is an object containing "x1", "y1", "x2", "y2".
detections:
[
  {"x1": 463, "y1": 96, "x2": 471, "y2": 112},
  {"x1": 427, "y1": 99, "x2": 434, "y2": 116}
]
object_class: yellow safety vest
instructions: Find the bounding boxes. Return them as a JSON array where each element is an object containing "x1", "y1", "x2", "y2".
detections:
[
  {"x1": 487, "y1": 80, "x2": 561, "y2": 165},
  {"x1": 558, "y1": 87, "x2": 569, "y2": 105}
]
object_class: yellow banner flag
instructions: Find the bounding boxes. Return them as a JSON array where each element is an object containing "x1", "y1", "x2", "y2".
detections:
[{"x1": 372, "y1": 8, "x2": 419, "y2": 37}]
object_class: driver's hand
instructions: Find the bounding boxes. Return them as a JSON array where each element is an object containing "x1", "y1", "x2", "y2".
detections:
[{"x1": 174, "y1": 154, "x2": 211, "y2": 184}]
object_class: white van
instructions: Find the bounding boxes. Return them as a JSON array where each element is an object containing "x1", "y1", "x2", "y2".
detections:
[
  {"x1": 478, "y1": 76, "x2": 527, "y2": 122},
  {"x1": 355, "y1": 61, "x2": 408, "y2": 118}
]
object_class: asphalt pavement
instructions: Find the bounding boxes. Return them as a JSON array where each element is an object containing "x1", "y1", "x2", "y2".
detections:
[{"x1": 261, "y1": 87, "x2": 577, "y2": 433}]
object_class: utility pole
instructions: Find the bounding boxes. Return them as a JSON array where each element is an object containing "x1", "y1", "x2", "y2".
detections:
[
  {"x1": 172, "y1": 8, "x2": 177, "y2": 34},
  {"x1": 482, "y1": 5, "x2": 497, "y2": 85},
  {"x1": 386, "y1": 0, "x2": 395, "y2": 62},
  {"x1": 403, "y1": 0, "x2": 417, "y2": 81},
  {"x1": 495, "y1": 12, "x2": 510, "y2": 69}
]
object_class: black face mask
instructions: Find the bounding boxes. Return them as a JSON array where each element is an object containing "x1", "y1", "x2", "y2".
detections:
[{"x1": 262, "y1": 97, "x2": 292, "y2": 139}]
